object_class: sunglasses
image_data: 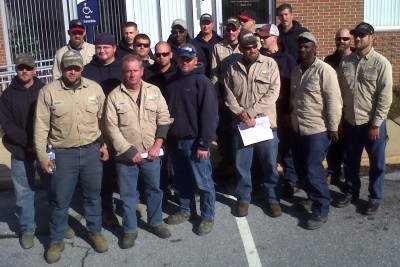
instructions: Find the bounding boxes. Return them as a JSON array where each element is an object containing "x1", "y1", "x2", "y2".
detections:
[
  {"x1": 354, "y1": 33, "x2": 367, "y2": 38},
  {"x1": 16, "y1": 65, "x2": 34, "y2": 71},
  {"x1": 171, "y1": 30, "x2": 185, "y2": 35},
  {"x1": 241, "y1": 19, "x2": 250, "y2": 23},
  {"x1": 259, "y1": 35, "x2": 272, "y2": 40},
  {"x1": 335, "y1": 37, "x2": 351, "y2": 41},
  {"x1": 136, "y1": 42, "x2": 150, "y2": 48},
  {"x1": 155, "y1": 52, "x2": 171, "y2": 58},
  {"x1": 242, "y1": 44, "x2": 258, "y2": 51},
  {"x1": 226, "y1": 27, "x2": 238, "y2": 32}
]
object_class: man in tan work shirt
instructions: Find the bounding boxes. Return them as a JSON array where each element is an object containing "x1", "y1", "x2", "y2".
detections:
[
  {"x1": 105, "y1": 54, "x2": 172, "y2": 249},
  {"x1": 35, "y1": 50, "x2": 109, "y2": 264}
]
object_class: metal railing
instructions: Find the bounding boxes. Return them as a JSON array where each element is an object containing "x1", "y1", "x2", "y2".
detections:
[{"x1": 0, "y1": 59, "x2": 53, "y2": 92}]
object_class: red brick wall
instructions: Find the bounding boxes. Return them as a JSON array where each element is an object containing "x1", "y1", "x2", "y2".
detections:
[
  {"x1": 275, "y1": 0, "x2": 400, "y2": 85},
  {"x1": 0, "y1": 9, "x2": 7, "y2": 66}
]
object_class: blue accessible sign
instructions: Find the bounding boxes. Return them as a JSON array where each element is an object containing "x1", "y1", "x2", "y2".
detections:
[{"x1": 77, "y1": 0, "x2": 100, "y2": 26}]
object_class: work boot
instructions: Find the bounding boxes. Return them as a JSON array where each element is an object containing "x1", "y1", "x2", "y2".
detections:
[
  {"x1": 306, "y1": 215, "x2": 328, "y2": 230},
  {"x1": 64, "y1": 226, "x2": 75, "y2": 239},
  {"x1": 120, "y1": 231, "x2": 138, "y2": 249},
  {"x1": 165, "y1": 212, "x2": 191, "y2": 225},
  {"x1": 266, "y1": 203, "x2": 282, "y2": 217},
  {"x1": 45, "y1": 242, "x2": 65, "y2": 264},
  {"x1": 150, "y1": 224, "x2": 171, "y2": 239},
  {"x1": 102, "y1": 213, "x2": 120, "y2": 228},
  {"x1": 336, "y1": 194, "x2": 358, "y2": 208},
  {"x1": 90, "y1": 233, "x2": 108, "y2": 253},
  {"x1": 296, "y1": 199, "x2": 313, "y2": 212},
  {"x1": 198, "y1": 219, "x2": 214, "y2": 236},
  {"x1": 20, "y1": 234, "x2": 34, "y2": 249},
  {"x1": 236, "y1": 203, "x2": 249, "y2": 217}
]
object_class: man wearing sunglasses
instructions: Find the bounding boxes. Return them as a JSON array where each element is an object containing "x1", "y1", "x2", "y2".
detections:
[
  {"x1": 337, "y1": 22, "x2": 393, "y2": 216},
  {"x1": 0, "y1": 54, "x2": 51, "y2": 250},
  {"x1": 133, "y1": 34, "x2": 154, "y2": 68},
  {"x1": 167, "y1": 18, "x2": 206, "y2": 71},
  {"x1": 290, "y1": 32, "x2": 342, "y2": 230},
  {"x1": 324, "y1": 28, "x2": 355, "y2": 187},
  {"x1": 210, "y1": 17, "x2": 242, "y2": 181},
  {"x1": 165, "y1": 44, "x2": 218, "y2": 236},
  {"x1": 52, "y1": 20, "x2": 95, "y2": 80},
  {"x1": 224, "y1": 29, "x2": 282, "y2": 218}
]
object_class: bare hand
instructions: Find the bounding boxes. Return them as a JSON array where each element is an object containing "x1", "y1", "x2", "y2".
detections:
[
  {"x1": 132, "y1": 152, "x2": 143, "y2": 164},
  {"x1": 100, "y1": 147, "x2": 109, "y2": 161},
  {"x1": 368, "y1": 127, "x2": 380, "y2": 141},
  {"x1": 146, "y1": 145, "x2": 161, "y2": 160},
  {"x1": 197, "y1": 150, "x2": 209, "y2": 159},
  {"x1": 40, "y1": 159, "x2": 55, "y2": 174},
  {"x1": 328, "y1": 131, "x2": 339, "y2": 142}
]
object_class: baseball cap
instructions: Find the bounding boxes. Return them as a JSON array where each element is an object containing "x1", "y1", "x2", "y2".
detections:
[
  {"x1": 61, "y1": 50, "x2": 83, "y2": 68},
  {"x1": 297, "y1": 32, "x2": 317, "y2": 45},
  {"x1": 171, "y1": 19, "x2": 187, "y2": 30},
  {"x1": 178, "y1": 43, "x2": 197, "y2": 59},
  {"x1": 15, "y1": 54, "x2": 35, "y2": 68},
  {"x1": 226, "y1": 17, "x2": 241, "y2": 28},
  {"x1": 200, "y1": 13, "x2": 213, "y2": 22},
  {"x1": 257, "y1": 24, "x2": 279, "y2": 37},
  {"x1": 238, "y1": 29, "x2": 258, "y2": 46},
  {"x1": 239, "y1": 10, "x2": 257, "y2": 21},
  {"x1": 94, "y1": 33, "x2": 116, "y2": 45},
  {"x1": 350, "y1": 22, "x2": 374, "y2": 35},
  {"x1": 69, "y1": 19, "x2": 85, "y2": 32}
]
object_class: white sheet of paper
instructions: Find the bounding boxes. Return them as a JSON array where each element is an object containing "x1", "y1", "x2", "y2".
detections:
[
  {"x1": 238, "y1": 117, "x2": 274, "y2": 146},
  {"x1": 141, "y1": 148, "x2": 164, "y2": 158}
]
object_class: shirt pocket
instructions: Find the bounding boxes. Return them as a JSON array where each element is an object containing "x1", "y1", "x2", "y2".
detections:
[
  {"x1": 255, "y1": 76, "x2": 271, "y2": 94},
  {"x1": 117, "y1": 106, "x2": 132, "y2": 126},
  {"x1": 51, "y1": 106, "x2": 69, "y2": 126},
  {"x1": 144, "y1": 102, "x2": 157, "y2": 122},
  {"x1": 85, "y1": 104, "x2": 99, "y2": 124}
]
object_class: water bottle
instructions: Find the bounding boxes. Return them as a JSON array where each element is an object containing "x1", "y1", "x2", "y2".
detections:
[{"x1": 47, "y1": 145, "x2": 56, "y2": 172}]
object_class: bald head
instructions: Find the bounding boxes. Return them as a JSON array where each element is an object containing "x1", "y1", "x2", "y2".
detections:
[
  {"x1": 335, "y1": 28, "x2": 352, "y2": 54},
  {"x1": 154, "y1": 41, "x2": 173, "y2": 71}
]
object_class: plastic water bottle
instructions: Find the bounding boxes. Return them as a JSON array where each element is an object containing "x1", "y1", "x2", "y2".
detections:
[{"x1": 47, "y1": 145, "x2": 56, "y2": 172}]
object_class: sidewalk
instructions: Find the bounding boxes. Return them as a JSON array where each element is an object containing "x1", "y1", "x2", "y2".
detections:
[{"x1": 1, "y1": 119, "x2": 400, "y2": 189}]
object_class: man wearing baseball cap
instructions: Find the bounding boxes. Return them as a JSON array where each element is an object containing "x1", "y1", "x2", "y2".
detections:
[
  {"x1": 192, "y1": 13, "x2": 223, "y2": 77},
  {"x1": 257, "y1": 24, "x2": 298, "y2": 199},
  {"x1": 290, "y1": 32, "x2": 342, "y2": 230},
  {"x1": 165, "y1": 43, "x2": 218, "y2": 236},
  {"x1": 239, "y1": 10, "x2": 257, "y2": 34},
  {"x1": 35, "y1": 50, "x2": 109, "y2": 263},
  {"x1": 337, "y1": 22, "x2": 392, "y2": 216},
  {"x1": 224, "y1": 29, "x2": 282, "y2": 218},
  {"x1": 52, "y1": 19, "x2": 95, "y2": 80}
]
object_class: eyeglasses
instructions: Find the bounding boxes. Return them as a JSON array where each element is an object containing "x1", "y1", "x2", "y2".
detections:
[
  {"x1": 241, "y1": 19, "x2": 250, "y2": 23},
  {"x1": 135, "y1": 42, "x2": 150, "y2": 48},
  {"x1": 335, "y1": 37, "x2": 351, "y2": 41},
  {"x1": 171, "y1": 30, "x2": 185, "y2": 35},
  {"x1": 259, "y1": 35, "x2": 272, "y2": 40},
  {"x1": 155, "y1": 52, "x2": 171, "y2": 58},
  {"x1": 16, "y1": 65, "x2": 34, "y2": 71},
  {"x1": 179, "y1": 47, "x2": 196, "y2": 56},
  {"x1": 226, "y1": 27, "x2": 238, "y2": 33},
  {"x1": 242, "y1": 44, "x2": 258, "y2": 51},
  {"x1": 354, "y1": 33, "x2": 367, "y2": 38}
]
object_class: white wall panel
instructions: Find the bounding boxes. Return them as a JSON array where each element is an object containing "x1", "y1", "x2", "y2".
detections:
[
  {"x1": 133, "y1": 0, "x2": 160, "y2": 47},
  {"x1": 365, "y1": 0, "x2": 400, "y2": 31}
]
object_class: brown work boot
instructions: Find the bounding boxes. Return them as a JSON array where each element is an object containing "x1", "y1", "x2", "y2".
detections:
[
  {"x1": 45, "y1": 242, "x2": 65, "y2": 264},
  {"x1": 64, "y1": 226, "x2": 75, "y2": 239},
  {"x1": 150, "y1": 224, "x2": 171, "y2": 239},
  {"x1": 90, "y1": 233, "x2": 108, "y2": 253},
  {"x1": 266, "y1": 203, "x2": 282, "y2": 217},
  {"x1": 236, "y1": 203, "x2": 249, "y2": 217}
]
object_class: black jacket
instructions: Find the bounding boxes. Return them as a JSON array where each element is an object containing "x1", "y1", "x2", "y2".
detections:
[
  {"x1": 278, "y1": 20, "x2": 309, "y2": 63},
  {"x1": 166, "y1": 64, "x2": 218, "y2": 150},
  {"x1": 82, "y1": 57, "x2": 124, "y2": 96},
  {"x1": 166, "y1": 34, "x2": 207, "y2": 73},
  {"x1": 192, "y1": 31, "x2": 223, "y2": 77},
  {"x1": 324, "y1": 47, "x2": 356, "y2": 70},
  {"x1": 143, "y1": 60, "x2": 179, "y2": 97},
  {"x1": 0, "y1": 77, "x2": 45, "y2": 160}
]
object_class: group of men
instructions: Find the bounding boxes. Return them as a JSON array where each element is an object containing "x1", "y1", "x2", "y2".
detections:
[{"x1": 0, "y1": 2, "x2": 392, "y2": 265}]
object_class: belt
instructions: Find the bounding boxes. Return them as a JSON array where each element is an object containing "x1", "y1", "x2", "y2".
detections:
[{"x1": 65, "y1": 140, "x2": 99, "y2": 150}]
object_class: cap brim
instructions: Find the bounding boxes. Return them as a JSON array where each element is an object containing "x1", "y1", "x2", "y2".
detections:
[
  {"x1": 239, "y1": 15, "x2": 251, "y2": 20},
  {"x1": 69, "y1": 27, "x2": 85, "y2": 32}
]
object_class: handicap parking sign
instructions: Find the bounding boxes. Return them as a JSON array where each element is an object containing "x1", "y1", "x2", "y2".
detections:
[{"x1": 77, "y1": 0, "x2": 100, "y2": 25}]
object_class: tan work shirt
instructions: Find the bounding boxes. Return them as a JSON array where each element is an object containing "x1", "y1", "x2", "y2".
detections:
[
  {"x1": 224, "y1": 54, "x2": 280, "y2": 128},
  {"x1": 105, "y1": 81, "x2": 171, "y2": 160},
  {"x1": 290, "y1": 58, "x2": 343, "y2": 136},
  {"x1": 210, "y1": 40, "x2": 242, "y2": 86},
  {"x1": 52, "y1": 42, "x2": 95, "y2": 80},
  {"x1": 34, "y1": 77, "x2": 106, "y2": 161},
  {"x1": 338, "y1": 48, "x2": 393, "y2": 127}
]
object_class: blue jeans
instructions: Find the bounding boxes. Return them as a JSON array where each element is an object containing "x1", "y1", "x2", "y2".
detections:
[
  {"x1": 291, "y1": 131, "x2": 331, "y2": 217},
  {"x1": 116, "y1": 158, "x2": 163, "y2": 233},
  {"x1": 343, "y1": 121, "x2": 387, "y2": 202},
  {"x1": 233, "y1": 129, "x2": 280, "y2": 204},
  {"x1": 170, "y1": 139, "x2": 215, "y2": 220},
  {"x1": 11, "y1": 156, "x2": 51, "y2": 234},
  {"x1": 50, "y1": 143, "x2": 103, "y2": 242}
]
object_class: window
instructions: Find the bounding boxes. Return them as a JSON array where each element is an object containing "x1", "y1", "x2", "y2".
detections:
[{"x1": 364, "y1": 0, "x2": 400, "y2": 31}]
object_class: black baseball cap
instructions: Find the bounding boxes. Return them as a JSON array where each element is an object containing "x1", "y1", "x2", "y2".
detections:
[{"x1": 350, "y1": 22, "x2": 374, "y2": 35}]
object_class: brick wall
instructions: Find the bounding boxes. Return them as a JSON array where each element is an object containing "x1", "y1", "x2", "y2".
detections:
[
  {"x1": 275, "y1": 0, "x2": 400, "y2": 85},
  {"x1": 0, "y1": 9, "x2": 6, "y2": 66}
]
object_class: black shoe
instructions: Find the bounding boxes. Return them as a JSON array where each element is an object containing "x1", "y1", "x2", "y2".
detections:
[
  {"x1": 364, "y1": 201, "x2": 380, "y2": 215},
  {"x1": 336, "y1": 194, "x2": 358, "y2": 208},
  {"x1": 306, "y1": 214, "x2": 328, "y2": 230}
]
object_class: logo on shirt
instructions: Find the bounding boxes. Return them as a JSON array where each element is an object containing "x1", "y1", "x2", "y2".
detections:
[
  {"x1": 147, "y1": 95, "x2": 158, "y2": 101},
  {"x1": 260, "y1": 70, "x2": 271, "y2": 77},
  {"x1": 53, "y1": 100, "x2": 64, "y2": 106},
  {"x1": 88, "y1": 97, "x2": 98, "y2": 104}
]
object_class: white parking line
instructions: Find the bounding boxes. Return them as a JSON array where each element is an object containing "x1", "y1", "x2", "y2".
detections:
[{"x1": 218, "y1": 192, "x2": 262, "y2": 267}]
